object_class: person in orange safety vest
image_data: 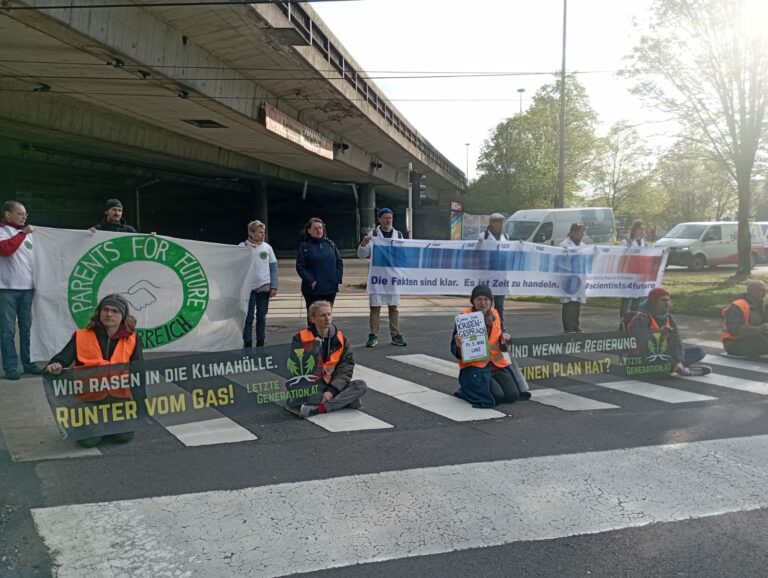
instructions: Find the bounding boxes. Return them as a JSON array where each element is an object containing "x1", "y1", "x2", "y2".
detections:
[
  {"x1": 451, "y1": 284, "x2": 530, "y2": 408},
  {"x1": 290, "y1": 300, "x2": 367, "y2": 418},
  {"x1": 721, "y1": 280, "x2": 768, "y2": 357},
  {"x1": 45, "y1": 293, "x2": 144, "y2": 447}
]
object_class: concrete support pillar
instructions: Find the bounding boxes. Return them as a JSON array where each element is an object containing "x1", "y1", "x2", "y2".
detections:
[
  {"x1": 359, "y1": 183, "x2": 376, "y2": 236},
  {"x1": 255, "y1": 178, "x2": 268, "y2": 235},
  {"x1": 0, "y1": 171, "x2": 17, "y2": 202}
]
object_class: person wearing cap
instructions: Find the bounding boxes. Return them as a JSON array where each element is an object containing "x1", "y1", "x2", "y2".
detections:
[
  {"x1": 721, "y1": 280, "x2": 768, "y2": 357},
  {"x1": 477, "y1": 213, "x2": 510, "y2": 327},
  {"x1": 357, "y1": 208, "x2": 407, "y2": 347},
  {"x1": 450, "y1": 284, "x2": 530, "y2": 408},
  {"x1": 560, "y1": 223, "x2": 587, "y2": 333},
  {"x1": 0, "y1": 200, "x2": 41, "y2": 379},
  {"x1": 90, "y1": 198, "x2": 137, "y2": 233},
  {"x1": 624, "y1": 287, "x2": 709, "y2": 375},
  {"x1": 45, "y1": 293, "x2": 144, "y2": 447}
]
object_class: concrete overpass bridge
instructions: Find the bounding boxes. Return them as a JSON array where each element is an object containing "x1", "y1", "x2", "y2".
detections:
[{"x1": 0, "y1": 0, "x2": 465, "y2": 251}]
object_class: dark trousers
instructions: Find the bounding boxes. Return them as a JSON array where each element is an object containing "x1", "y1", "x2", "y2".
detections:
[
  {"x1": 489, "y1": 369, "x2": 521, "y2": 403},
  {"x1": 243, "y1": 290, "x2": 270, "y2": 346},
  {"x1": 304, "y1": 380, "x2": 367, "y2": 412},
  {"x1": 562, "y1": 301, "x2": 581, "y2": 332},
  {"x1": 723, "y1": 335, "x2": 768, "y2": 357},
  {"x1": 493, "y1": 295, "x2": 506, "y2": 329}
]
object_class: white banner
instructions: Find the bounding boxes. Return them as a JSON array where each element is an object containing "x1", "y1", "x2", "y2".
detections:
[
  {"x1": 31, "y1": 228, "x2": 253, "y2": 361},
  {"x1": 367, "y1": 238, "x2": 667, "y2": 298}
]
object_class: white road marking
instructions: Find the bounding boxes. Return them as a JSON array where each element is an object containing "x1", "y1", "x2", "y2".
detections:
[
  {"x1": 0, "y1": 380, "x2": 100, "y2": 461},
  {"x1": 147, "y1": 383, "x2": 257, "y2": 446},
  {"x1": 32, "y1": 434, "x2": 768, "y2": 577},
  {"x1": 354, "y1": 365, "x2": 506, "y2": 421},
  {"x1": 702, "y1": 353, "x2": 768, "y2": 374},
  {"x1": 530, "y1": 387, "x2": 619, "y2": 410},
  {"x1": 681, "y1": 373, "x2": 768, "y2": 395},
  {"x1": 593, "y1": 380, "x2": 716, "y2": 403},
  {"x1": 306, "y1": 409, "x2": 393, "y2": 432},
  {"x1": 389, "y1": 354, "x2": 618, "y2": 411}
]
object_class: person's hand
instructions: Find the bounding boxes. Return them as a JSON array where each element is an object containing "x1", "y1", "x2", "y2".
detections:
[
  {"x1": 502, "y1": 332, "x2": 512, "y2": 342},
  {"x1": 150, "y1": 231, "x2": 157, "y2": 236},
  {"x1": 360, "y1": 234, "x2": 373, "y2": 247},
  {"x1": 45, "y1": 362, "x2": 62, "y2": 374},
  {"x1": 88, "y1": 227, "x2": 96, "y2": 233},
  {"x1": 269, "y1": 288, "x2": 278, "y2": 299},
  {"x1": 454, "y1": 334, "x2": 463, "y2": 347},
  {"x1": 23, "y1": 224, "x2": 34, "y2": 234},
  {"x1": 321, "y1": 391, "x2": 333, "y2": 403}
]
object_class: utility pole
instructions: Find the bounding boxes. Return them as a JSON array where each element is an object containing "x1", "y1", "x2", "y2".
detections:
[{"x1": 555, "y1": 0, "x2": 567, "y2": 208}]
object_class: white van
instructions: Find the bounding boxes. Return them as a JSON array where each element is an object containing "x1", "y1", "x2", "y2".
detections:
[
  {"x1": 503, "y1": 207, "x2": 615, "y2": 246},
  {"x1": 654, "y1": 221, "x2": 765, "y2": 270}
]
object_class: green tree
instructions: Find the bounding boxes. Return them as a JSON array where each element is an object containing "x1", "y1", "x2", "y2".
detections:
[
  {"x1": 465, "y1": 74, "x2": 599, "y2": 214},
  {"x1": 623, "y1": 0, "x2": 768, "y2": 275}
]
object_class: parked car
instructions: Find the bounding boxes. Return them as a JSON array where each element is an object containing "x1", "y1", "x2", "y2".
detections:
[
  {"x1": 504, "y1": 207, "x2": 615, "y2": 246},
  {"x1": 654, "y1": 221, "x2": 765, "y2": 271}
]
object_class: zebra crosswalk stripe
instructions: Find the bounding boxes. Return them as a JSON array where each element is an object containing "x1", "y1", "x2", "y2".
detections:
[
  {"x1": 702, "y1": 353, "x2": 768, "y2": 374},
  {"x1": 681, "y1": 372, "x2": 768, "y2": 395},
  {"x1": 592, "y1": 380, "x2": 716, "y2": 403},
  {"x1": 354, "y1": 365, "x2": 506, "y2": 421},
  {"x1": 31, "y1": 434, "x2": 768, "y2": 577}
]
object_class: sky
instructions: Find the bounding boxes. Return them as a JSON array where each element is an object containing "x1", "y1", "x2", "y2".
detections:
[{"x1": 311, "y1": 0, "x2": 666, "y2": 181}]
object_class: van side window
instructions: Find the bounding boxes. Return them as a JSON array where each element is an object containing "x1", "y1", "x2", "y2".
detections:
[
  {"x1": 702, "y1": 226, "x2": 721, "y2": 242},
  {"x1": 533, "y1": 222, "x2": 553, "y2": 243}
]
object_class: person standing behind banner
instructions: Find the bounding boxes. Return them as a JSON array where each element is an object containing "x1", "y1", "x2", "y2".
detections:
[
  {"x1": 44, "y1": 294, "x2": 144, "y2": 447},
  {"x1": 0, "y1": 200, "x2": 41, "y2": 380},
  {"x1": 239, "y1": 220, "x2": 278, "y2": 348},
  {"x1": 619, "y1": 220, "x2": 648, "y2": 322},
  {"x1": 89, "y1": 198, "x2": 137, "y2": 233},
  {"x1": 477, "y1": 212, "x2": 509, "y2": 328},
  {"x1": 296, "y1": 218, "x2": 343, "y2": 318},
  {"x1": 451, "y1": 284, "x2": 530, "y2": 408},
  {"x1": 560, "y1": 223, "x2": 586, "y2": 333},
  {"x1": 357, "y1": 207, "x2": 407, "y2": 348}
]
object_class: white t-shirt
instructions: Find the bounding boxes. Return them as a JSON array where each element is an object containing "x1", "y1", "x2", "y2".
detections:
[
  {"x1": 239, "y1": 240, "x2": 277, "y2": 291},
  {"x1": 0, "y1": 224, "x2": 33, "y2": 290}
]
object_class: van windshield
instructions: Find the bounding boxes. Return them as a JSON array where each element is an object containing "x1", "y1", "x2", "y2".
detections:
[
  {"x1": 665, "y1": 224, "x2": 707, "y2": 239},
  {"x1": 505, "y1": 221, "x2": 538, "y2": 240}
]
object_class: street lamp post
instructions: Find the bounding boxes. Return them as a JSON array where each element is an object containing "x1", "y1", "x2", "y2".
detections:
[
  {"x1": 516, "y1": 88, "x2": 525, "y2": 114},
  {"x1": 555, "y1": 0, "x2": 567, "y2": 208},
  {"x1": 464, "y1": 142, "x2": 470, "y2": 187}
]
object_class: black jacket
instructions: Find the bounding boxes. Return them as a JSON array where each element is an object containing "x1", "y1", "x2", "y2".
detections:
[{"x1": 94, "y1": 219, "x2": 137, "y2": 233}]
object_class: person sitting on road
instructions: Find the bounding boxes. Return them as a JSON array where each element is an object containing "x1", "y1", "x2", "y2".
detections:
[
  {"x1": 291, "y1": 300, "x2": 367, "y2": 418},
  {"x1": 44, "y1": 294, "x2": 144, "y2": 447},
  {"x1": 624, "y1": 287, "x2": 710, "y2": 376},
  {"x1": 451, "y1": 284, "x2": 530, "y2": 408},
  {"x1": 721, "y1": 280, "x2": 768, "y2": 358}
]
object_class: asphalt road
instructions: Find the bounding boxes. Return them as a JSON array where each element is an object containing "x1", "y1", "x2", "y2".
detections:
[{"x1": 2, "y1": 300, "x2": 768, "y2": 577}]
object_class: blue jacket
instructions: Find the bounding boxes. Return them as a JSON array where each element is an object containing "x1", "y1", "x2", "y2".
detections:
[{"x1": 296, "y1": 237, "x2": 343, "y2": 296}]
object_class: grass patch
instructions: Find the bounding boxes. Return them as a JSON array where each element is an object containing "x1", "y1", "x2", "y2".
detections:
[{"x1": 510, "y1": 269, "x2": 768, "y2": 317}]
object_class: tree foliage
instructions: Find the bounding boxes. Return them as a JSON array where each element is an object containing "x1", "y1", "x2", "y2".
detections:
[
  {"x1": 465, "y1": 74, "x2": 599, "y2": 214},
  {"x1": 623, "y1": 0, "x2": 768, "y2": 275}
]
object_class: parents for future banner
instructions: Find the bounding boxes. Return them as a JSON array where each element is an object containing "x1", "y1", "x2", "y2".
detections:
[
  {"x1": 31, "y1": 228, "x2": 253, "y2": 360},
  {"x1": 367, "y1": 238, "x2": 667, "y2": 298}
]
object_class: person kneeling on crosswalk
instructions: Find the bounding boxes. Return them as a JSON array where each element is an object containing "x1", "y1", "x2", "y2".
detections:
[
  {"x1": 293, "y1": 300, "x2": 366, "y2": 418},
  {"x1": 451, "y1": 285, "x2": 530, "y2": 408}
]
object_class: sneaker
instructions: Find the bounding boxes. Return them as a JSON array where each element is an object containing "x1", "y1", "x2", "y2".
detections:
[
  {"x1": 256, "y1": 340, "x2": 265, "y2": 347},
  {"x1": 24, "y1": 365, "x2": 43, "y2": 375},
  {"x1": 243, "y1": 341, "x2": 253, "y2": 349},
  {"x1": 299, "y1": 404, "x2": 318, "y2": 418},
  {"x1": 688, "y1": 365, "x2": 712, "y2": 376},
  {"x1": 391, "y1": 334, "x2": 407, "y2": 347},
  {"x1": 5, "y1": 372, "x2": 20, "y2": 381},
  {"x1": 366, "y1": 334, "x2": 378, "y2": 348}
]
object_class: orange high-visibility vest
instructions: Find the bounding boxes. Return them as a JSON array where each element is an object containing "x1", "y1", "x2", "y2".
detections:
[
  {"x1": 298, "y1": 328, "x2": 345, "y2": 385},
  {"x1": 625, "y1": 311, "x2": 672, "y2": 332},
  {"x1": 457, "y1": 307, "x2": 510, "y2": 370},
  {"x1": 721, "y1": 299, "x2": 750, "y2": 341},
  {"x1": 74, "y1": 329, "x2": 137, "y2": 402}
]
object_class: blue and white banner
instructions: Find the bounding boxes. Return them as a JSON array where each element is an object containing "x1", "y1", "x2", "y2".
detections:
[{"x1": 367, "y1": 238, "x2": 667, "y2": 298}]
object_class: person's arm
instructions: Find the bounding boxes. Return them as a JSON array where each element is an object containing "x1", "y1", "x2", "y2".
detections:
[
  {"x1": 357, "y1": 240, "x2": 372, "y2": 259},
  {"x1": 0, "y1": 231, "x2": 27, "y2": 256},
  {"x1": 450, "y1": 326, "x2": 462, "y2": 359},
  {"x1": 268, "y1": 247, "x2": 279, "y2": 296},
  {"x1": 328, "y1": 339, "x2": 354, "y2": 392},
  {"x1": 44, "y1": 333, "x2": 78, "y2": 373},
  {"x1": 334, "y1": 242, "x2": 344, "y2": 284},
  {"x1": 295, "y1": 243, "x2": 315, "y2": 286}
]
